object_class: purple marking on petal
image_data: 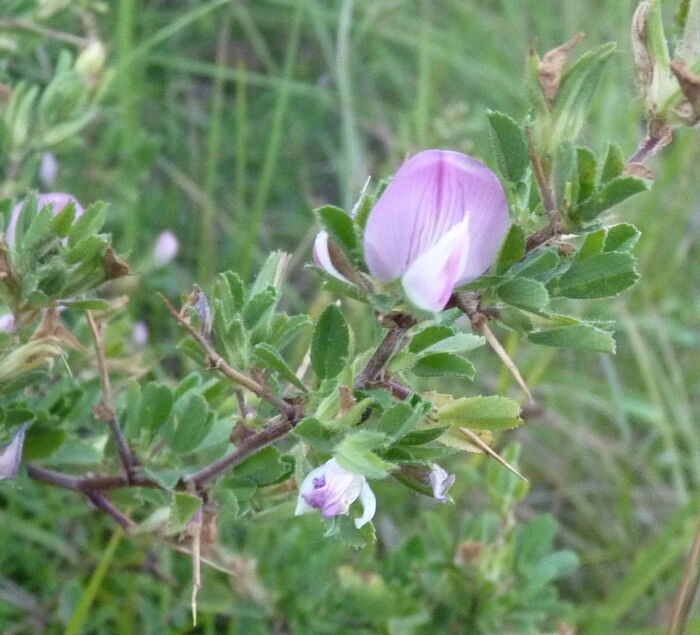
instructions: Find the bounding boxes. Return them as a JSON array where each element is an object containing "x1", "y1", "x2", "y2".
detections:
[
  {"x1": 363, "y1": 150, "x2": 508, "y2": 288},
  {"x1": 312, "y1": 476, "x2": 326, "y2": 488}
]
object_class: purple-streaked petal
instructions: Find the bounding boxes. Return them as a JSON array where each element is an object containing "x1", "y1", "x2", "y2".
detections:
[
  {"x1": 401, "y1": 219, "x2": 469, "y2": 311},
  {"x1": 0, "y1": 423, "x2": 27, "y2": 480},
  {"x1": 363, "y1": 150, "x2": 509, "y2": 284},
  {"x1": 355, "y1": 481, "x2": 376, "y2": 528},
  {"x1": 7, "y1": 193, "x2": 84, "y2": 247},
  {"x1": 153, "y1": 230, "x2": 179, "y2": 266},
  {"x1": 295, "y1": 458, "x2": 367, "y2": 521},
  {"x1": 312, "y1": 231, "x2": 348, "y2": 282}
]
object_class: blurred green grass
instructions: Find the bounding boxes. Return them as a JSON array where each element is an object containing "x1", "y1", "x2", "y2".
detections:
[{"x1": 1, "y1": 0, "x2": 699, "y2": 631}]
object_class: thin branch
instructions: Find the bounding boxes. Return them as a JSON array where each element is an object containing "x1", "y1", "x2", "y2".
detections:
[
  {"x1": 525, "y1": 126, "x2": 560, "y2": 251},
  {"x1": 354, "y1": 313, "x2": 415, "y2": 389},
  {"x1": 85, "y1": 311, "x2": 138, "y2": 482},
  {"x1": 666, "y1": 515, "x2": 700, "y2": 635},
  {"x1": 185, "y1": 418, "x2": 295, "y2": 490},
  {"x1": 26, "y1": 464, "x2": 158, "y2": 491},
  {"x1": 85, "y1": 492, "x2": 136, "y2": 531},
  {"x1": 159, "y1": 293, "x2": 296, "y2": 420},
  {"x1": 0, "y1": 18, "x2": 88, "y2": 47}
]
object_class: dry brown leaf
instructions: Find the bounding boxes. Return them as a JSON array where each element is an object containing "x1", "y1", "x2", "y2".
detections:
[{"x1": 538, "y1": 33, "x2": 584, "y2": 107}]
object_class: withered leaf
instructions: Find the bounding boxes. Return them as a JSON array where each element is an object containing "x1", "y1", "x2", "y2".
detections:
[
  {"x1": 104, "y1": 246, "x2": 130, "y2": 279},
  {"x1": 538, "y1": 32, "x2": 584, "y2": 107}
]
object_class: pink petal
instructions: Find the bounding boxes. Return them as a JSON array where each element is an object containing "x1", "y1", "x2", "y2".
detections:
[
  {"x1": 363, "y1": 150, "x2": 508, "y2": 285},
  {"x1": 7, "y1": 193, "x2": 83, "y2": 246},
  {"x1": 401, "y1": 219, "x2": 469, "y2": 311}
]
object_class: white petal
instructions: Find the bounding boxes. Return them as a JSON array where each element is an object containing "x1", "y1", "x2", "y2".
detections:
[
  {"x1": 354, "y1": 481, "x2": 377, "y2": 528},
  {"x1": 312, "y1": 231, "x2": 348, "y2": 282},
  {"x1": 400, "y1": 219, "x2": 470, "y2": 311}
]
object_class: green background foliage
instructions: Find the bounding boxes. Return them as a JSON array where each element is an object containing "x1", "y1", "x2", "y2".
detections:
[{"x1": 1, "y1": 0, "x2": 699, "y2": 633}]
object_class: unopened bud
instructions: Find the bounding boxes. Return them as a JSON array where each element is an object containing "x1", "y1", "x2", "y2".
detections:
[
  {"x1": 0, "y1": 423, "x2": 27, "y2": 480},
  {"x1": 132, "y1": 322, "x2": 148, "y2": 346},
  {"x1": 153, "y1": 231, "x2": 179, "y2": 266},
  {"x1": 39, "y1": 152, "x2": 58, "y2": 188},
  {"x1": 75, "y1": 40, "x2": 106, "y2": 81}
]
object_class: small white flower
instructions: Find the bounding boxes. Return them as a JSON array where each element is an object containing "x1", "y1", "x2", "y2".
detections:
[
  {"x1": 0, "y1": 423, "x2": 27, "y2": 481},
  {"x1": 295, "y1": 457, "x2": 376, "y2": 528}
]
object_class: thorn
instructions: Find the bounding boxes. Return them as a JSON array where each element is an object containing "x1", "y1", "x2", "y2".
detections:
[
  {"x1": 458, "y1": 427, "x2": 528, "y2": 482},
  {"x1": 480, "y1": 323, "x2": 533, "y2": 403}
]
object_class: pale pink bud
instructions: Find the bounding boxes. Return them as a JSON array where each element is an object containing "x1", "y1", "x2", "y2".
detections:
[
  {"x1": 132, "y1": 322, "x2": 148, "y2": 346},
  {"x1": 39, "y1": 153, "x2": 59, "y2": 188},
  {"x1": 0, "y1": 423, "x2": 27, "y2": 480},
  {"x1": 153, "y1": 231, "x2": 179, "y2": 266}
]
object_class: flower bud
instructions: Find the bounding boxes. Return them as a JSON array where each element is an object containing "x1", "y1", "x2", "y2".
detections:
[
  {"x1": 397, "y1": 463, "x2": 455, "y2": 502},
  {"x1": 39, "y1": 152, "x2": 58, "y2": 188},
  {"x1": 75, "y1": 40, "x2": 107, "y2": 81},
  {"x1": 0, "y1": 314, "x2": 14, "y2": 333},
  {"x1": 0, "y1": 423, "x2": 27, "y2": 481},
  {"x1": 132, "y1": 322, "x2": 148, "y2": 347},
  {"x1": 153, "y1": 231, "x2": 179, "y2": 266}
]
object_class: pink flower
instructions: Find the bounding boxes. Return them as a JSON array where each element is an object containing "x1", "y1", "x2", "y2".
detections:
[
  {"x1": 7, "y1": 193, "x2": 84, "y2": 247},
  {"x1": 295, "y1": 457, "x2": 376, "y2": 528},
  {"x1": 363, "y1": 150, "x2": 508, "y2": 311},
  {"x1": 0, "y1": 423, "x2": 27, "y2": 480},
  {"x1": 153, "y1": 231, "x2": 179, "y2": 266}
]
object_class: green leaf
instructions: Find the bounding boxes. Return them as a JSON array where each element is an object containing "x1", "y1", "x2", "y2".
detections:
[
  {"x1": 528, "y1": 322, "x2": 616, "y2": 353},
  {"x1": 412, "y1": 353, "x2": 475, "y2": 379},
  {"x1": 67, "y1": 202, "x2": 106, "y2": 247},
  {"x1": 575, "y1": 228, "x2": 606, "y2": 260},
  {"x1": 51, "y1": 202, "x2": 76, "y2": 238},
  {"x1": 513, "y1": 248, "x2": 560, "y2": 280},
  {"x1": 22, "y1": 428, "x2": 66, "y2": 460},
  {"x1": 252, "y1": 343, "x2": 307, "y2": 391},
  {"x1": 486, "y1": 110, "x2": 528, "y2": 183},
  {"x1": 549, "y1": 43, "x2": 616, "y2": 151},
  {"x1": 577, "y1": 176, "x2": 648, "y2": 222},
  {"x1": 408, "y1": 326, "x2": 454, "y2": 353},
  {"x1": 555, "y1": 252, "x2": 639, "y2": 298},
  {"x1": 604, "y1": 223, "x2": 640, "y2": 252},
  {"x1": 378, "y1": 401, "x2": 429, "y2": 441},
  {"x1": 138, "y1": 383, "x2": 173, "y2": 431},
  {"x1": 248, "y1": 251, "x2": 283, "y2": 298},
  {"x1": 335, "y1": 430, "x2": 394, "y2": 478},
  {"x1": 497, "y1": 307, "x2": 534, "y2": 332},
  {"x1": 307, "y1": 265, "x2": 367, "y2": 303},
  {"x1": 552, "y1": 141, "x2": 575, "y2": 208},
  {"x1": 315, "y1": 205, "x2": 358, "y2": 258},
  {"x1": 437, "y1": 395, "x2": 523, "y2": 430},
  {"x1": 293, "y1": 416, "x2": 336, "y2": 451},
  {"x1": 600, "y1": 143, "x2": 625, "y2": 184},
  {"x1": 311, "y1": 304, "x2": 350, "y2": 380},
  {"x1": 22, "y1": 204, "x2": 55, "y2": 250},
  {"x1": 233, "y1": 446, "x2": 294, "y2": 486},
  {"x1": 170, "y1": 393, "x2": 211, "y2": 453},
  {"x1": 494, "y1": 224, "x2": 526, "y2": 274},
  {"x1": 141, "y1": 467, "x2": 185, "y2": 490},
  {"x1": 497, "y1": 278, "x2": 550, "y2": 312},
  {"x1": 168, "y1": 492, "x2": 202, "y2": 533},
  {"x1": 420, "y1": 333, "x2": 484, "y2": 355},
  {"x1": 243, "y1": 287, "x2": 277, "y2": 329},
  {"x1": 575, "y1": 146, "x2": 597, "y2": 203}
]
